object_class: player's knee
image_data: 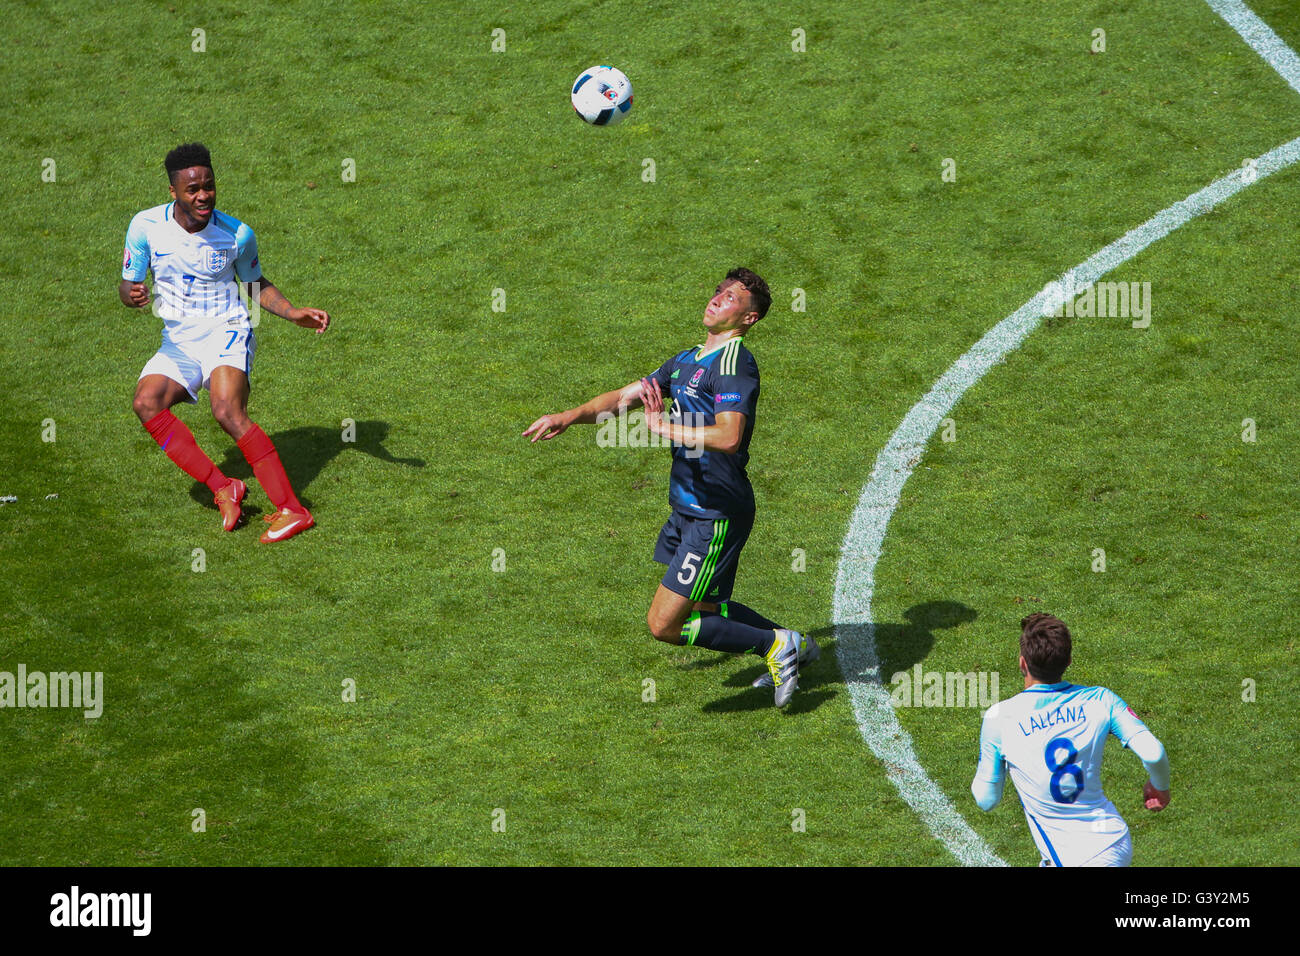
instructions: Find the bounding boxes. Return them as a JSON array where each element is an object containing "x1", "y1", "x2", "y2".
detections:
[
  {"x1": 646, "y1": 611, "x2": 680, "y2": 643},
  {"x1": 133, "y1": 393, "x2": 161, "y2": 423},
  {"x1": 211, "y1": 402, "x2": 249, "y2": 436}
]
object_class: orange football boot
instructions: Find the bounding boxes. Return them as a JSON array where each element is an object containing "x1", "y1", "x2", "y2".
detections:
[
  {"x1": 213, "y1": 478, "x2": 247, "y2": 532},
  {"x1": 260, "y1": 507, "x2": 314, "y2": 543}
]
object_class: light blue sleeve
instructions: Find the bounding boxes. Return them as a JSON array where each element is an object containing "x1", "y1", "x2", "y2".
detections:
[
  {"x1": 234, "y1": 222, "x2": 262, "y2": 282},
  {"x1": 1108, "y1": 689, "x2": 1169, "y2": 789},
  {"x1": 1106, "y1": 689, "x2": 1150, "y2": 748},
  {"x1": 1128, "y1": 730, "x2": 1171, "y2": 791},
  {"x1": 122, "y1": 213, "x2": 151, "y2": 281},
  {"x1": 971, "y1": 709, "x2": 1006, "y2": 811}
]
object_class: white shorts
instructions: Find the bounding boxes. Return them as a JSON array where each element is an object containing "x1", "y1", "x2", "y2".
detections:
[
  {"x1": 1079, "y1": 832, "x2": 1133, "y2": 867},
  {"x1": 139, "y1": 325, "x2": 255, "y2": 402},
  {"x1": 1039, "y1": 832, "x2": 1133, "y2": 867}
]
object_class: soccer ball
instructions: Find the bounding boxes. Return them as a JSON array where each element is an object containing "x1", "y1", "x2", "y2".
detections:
[{"x1": 571, "y1": 65, "x2": 633, "y2": 126}]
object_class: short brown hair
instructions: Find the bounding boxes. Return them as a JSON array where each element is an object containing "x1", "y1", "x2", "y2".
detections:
[
  {"x1": 1020, "y1": 613, "x2": 1071, "y2": 683},
  {"x1": 725, "y1": 267, "x2": 771, "y2": 319}
]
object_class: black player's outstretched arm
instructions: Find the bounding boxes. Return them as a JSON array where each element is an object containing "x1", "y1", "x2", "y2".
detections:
[{"x1": 244, "y1": 278, "x2": 330, "y2": 333}]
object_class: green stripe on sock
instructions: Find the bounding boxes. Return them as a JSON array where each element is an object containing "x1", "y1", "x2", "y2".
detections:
[{"x1": 681, "y1": 612, "x2": 702, "y2": 645}]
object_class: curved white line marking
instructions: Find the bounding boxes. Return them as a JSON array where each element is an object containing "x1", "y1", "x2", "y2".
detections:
[
  {"x1": 832, "y1": 130, "x2": 1300, "y2": 865},
  {"x1": 832, "y1": 1, "x2": 1300, "y2": 866}
]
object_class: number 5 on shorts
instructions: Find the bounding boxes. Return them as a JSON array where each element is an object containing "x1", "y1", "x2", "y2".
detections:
[{"x1": 677, "y1": 552, "x2": 701, "y2": 586}]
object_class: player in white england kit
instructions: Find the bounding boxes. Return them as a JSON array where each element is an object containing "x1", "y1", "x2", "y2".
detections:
[
  {"x1": 971, "y1": 613, "x2": 1171, "y2": 866},
  {"x1": 121, "y1": 143, "x2": 329, "y2": 543}
]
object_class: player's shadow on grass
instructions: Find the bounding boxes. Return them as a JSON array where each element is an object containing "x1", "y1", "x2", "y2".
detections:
[
  {"x1": 700, "y1": 600, "x2": 977, "y2": 715},
  {"x1": 861, "y1": 599, "x2": 978, "y2": 682},
  {"x1": 189, "y1": 420, "x2": 424, "y2": 516}
]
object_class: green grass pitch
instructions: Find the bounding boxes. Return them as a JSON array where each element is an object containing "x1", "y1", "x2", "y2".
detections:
[{"x1": 0, "y1": 0, "x2": 1297, "y2": 865}]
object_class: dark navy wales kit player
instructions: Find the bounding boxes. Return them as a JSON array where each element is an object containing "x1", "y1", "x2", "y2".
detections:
[
  {"x1": 649, "y1": 336, "x2": 758, "y2": 604},
  {"x1": 523, "y1": 269, "x2": 813, "y2": 705}
]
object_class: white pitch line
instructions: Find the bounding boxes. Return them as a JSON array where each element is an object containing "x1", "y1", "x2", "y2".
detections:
[
  {"x1": 1206, "y1": 0, "x2": 1300, "y2": 95},
  {"x1": 833, "y1": 0, "x2": 1300, "y2": 866}
]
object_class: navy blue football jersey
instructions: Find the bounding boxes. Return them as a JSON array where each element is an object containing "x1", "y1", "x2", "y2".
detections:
[{"x1": 649, "y1": 336, "x2": 759, "y2": 519}]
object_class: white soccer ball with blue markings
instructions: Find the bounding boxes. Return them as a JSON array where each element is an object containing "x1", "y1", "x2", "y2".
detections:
[{"x1": 571, "y1": 65, "x2": 633, "y2": 126}]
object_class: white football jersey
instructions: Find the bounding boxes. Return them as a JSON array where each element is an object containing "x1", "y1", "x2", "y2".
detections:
[
  {"x1": 122, "y1": 202, "x2": 261, "y2": 343},
  {"x1": 974, "y1": 682, "x2": 1151, "y2": 866}
]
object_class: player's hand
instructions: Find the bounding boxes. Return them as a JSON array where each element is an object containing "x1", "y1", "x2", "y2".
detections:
[
  {"x1": 639, "y1": 377, "x2": 662, "y2": 413},
  {"x1": 641, "y1": 378, "x2": 669, "y2": 436},
  {"x1": 1143, "y1": 780, "x2": 1171, "y2": 811},
  {"x1": 120, "y1": 281, "x2": 150, "y2": 308},
  {"x1": 640, "y1": 377, "x2": 663, "y2": 416},
  {"x1": 523, "y1": 413, "x2": 571, "y2": 443},
  {"x1": 288, "y1": 307, "x2": 330, "y2": 334}
]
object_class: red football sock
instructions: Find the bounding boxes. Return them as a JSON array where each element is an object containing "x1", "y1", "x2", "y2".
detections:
[
  {"x1": 237, "y1": 424, "x2": 302, "y2": 512},
  {"x1": 144, "y1": 409, "x2": 227, "y2": 493}
]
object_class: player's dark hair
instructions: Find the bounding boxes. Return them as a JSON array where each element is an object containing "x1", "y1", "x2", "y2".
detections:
[
  {"x1": 165, "y1": 143, "x2": 213, "y2": 182},
  {"x1": 726, "y1": 267, "x2": 771, "y2": 320},
  {"x1": 1019, "y1": 614, "x2": 1071, "y2": 683}
]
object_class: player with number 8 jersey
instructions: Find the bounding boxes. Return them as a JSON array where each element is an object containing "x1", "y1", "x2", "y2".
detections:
[
  {"x1": 120, "y1": 143, "x2": 330, "y2": 542},
  {"x1": 971, "y1": 614, "x2": 1172, "y2": 866}
]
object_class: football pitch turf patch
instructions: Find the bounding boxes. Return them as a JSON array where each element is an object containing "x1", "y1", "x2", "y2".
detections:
[
  {"x1": 0, "y1": 0, "x2": 1297, "y2": 866},
  {"x1": 838, "y1": 124, "x2": 1300, "y2": 864}
]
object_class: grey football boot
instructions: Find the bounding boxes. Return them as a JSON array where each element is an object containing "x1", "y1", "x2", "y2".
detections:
[
  {"x1": 761, "y1": 629, "x2": 803, "y2": 707},
  {"x1": 753, "y1": 631, "x2": 819, "y2": 688}
]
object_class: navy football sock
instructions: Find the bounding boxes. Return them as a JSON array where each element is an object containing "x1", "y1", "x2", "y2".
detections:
[
  {"x1": 719, "y1": 600, "x2": 782, "y2": 631},
  {"x1": 682, "y1": 612, "x2": 775, "y2": 656}
]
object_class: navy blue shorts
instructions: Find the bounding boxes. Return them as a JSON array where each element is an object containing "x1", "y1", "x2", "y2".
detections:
[{"x1": 653, "y1": 510, "x2": 754, "y2": 603}]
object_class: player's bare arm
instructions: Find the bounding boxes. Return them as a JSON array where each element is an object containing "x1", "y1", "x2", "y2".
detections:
[
  {"x1": 247, "y1": 279, "x2": 330, "y2": 333},
  {"x1": 641, "y1": 378, "x2": 745, "y2": 454},
  {"x1": 119, "y1": 279, "x2": 150, "y2": 308},
  {"x1": 523, "y1": 379, "x2": 645, "y2": 442}
]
